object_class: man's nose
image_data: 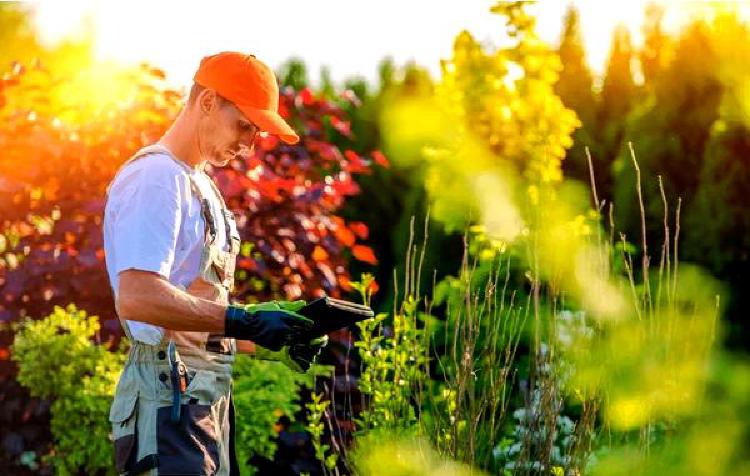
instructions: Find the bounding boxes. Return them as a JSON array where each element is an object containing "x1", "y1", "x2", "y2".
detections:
[
  {"x1": 236, "y1": 143, "x2": 254, "y2": 158},
  {"x1": 238, "y1": 131, "x2": 257, "y2": 150}
]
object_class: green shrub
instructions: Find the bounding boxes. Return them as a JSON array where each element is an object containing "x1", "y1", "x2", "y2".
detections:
[
  {"x1": 11, "y1": 304, "x2": 125, "y2": 475},
  {"x1": 232, "y1": 356, "x2": 315, "y2": 475}
]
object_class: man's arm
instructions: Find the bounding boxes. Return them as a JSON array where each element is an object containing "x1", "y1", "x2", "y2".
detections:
[
  {"x1": 117, "y1": 269, "x2": 225, "y2": 333},
  {"x1": 236, "y1": 340, "x2": 256, "y2": 354},
  {"x1": 118, "y1": 270, "x2": 257, "y2": 354},
  {"x1": 118, "y1": 269, "x2": 312, "y2": 352}
]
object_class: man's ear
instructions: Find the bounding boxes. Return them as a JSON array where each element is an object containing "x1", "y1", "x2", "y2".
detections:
[{"x1": 197, "y1": 88, "x2": 219, "y2": 115}]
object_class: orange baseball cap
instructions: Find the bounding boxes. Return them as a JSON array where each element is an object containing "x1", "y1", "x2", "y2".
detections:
[{"x1": 194, "y1": 51, "x2": 299, "y2": 144}]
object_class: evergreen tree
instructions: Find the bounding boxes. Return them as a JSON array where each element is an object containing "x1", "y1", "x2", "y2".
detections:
[
  {"x1": 556, "y1": 4, "x2": 595, "y2": 123},
  {"x1": 684, "y1": 14, "x2": 750, "y2": 347},
  {"x1": 319, "y1": 65, "x2": 336, "y2": 98},
  {"x1": 598, "y1": 24, "x2": 636, "y2": 200},
  {"x1": 640, "y1": 2, "x2": 669, "y2": 87},
  {"x1": 601, "y1": 25, "x2": 636, "y2": 124},
  {"x1": 687, "y1": 123, "x2": 750, "y2": 346},
  {"x1": 277, "y1": 58, "x2": 308, "y2": 90},
  {"x1": 614, "y1": 20, "x2": 721, "y2": 223},
  {"x1": 611, "y1": 19, "x2": 722, "y2": 316},
  {"x1": 377, "y1": 56, "x2": 396, "y2": 93},
  {"x1": 555, "y1": 3, "x2": 597, "y2": 187},
  {"x1": 652, "y1": 21, "x2": 721, "y2": 198},
  {"x1": 344, "y1": 76, "x2": 368, "y2": 103}
]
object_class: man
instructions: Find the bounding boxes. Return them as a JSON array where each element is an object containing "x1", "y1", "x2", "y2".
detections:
[{"x1": 103, "y1": 52, "x2": 322, "y2": 476}]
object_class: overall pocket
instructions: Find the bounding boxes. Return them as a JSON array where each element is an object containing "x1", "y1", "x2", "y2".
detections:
[
  {"x1": 108, "y1": 390, "x2": 138, "y2": 474},
  {"x1": 156, "y1": 404, "x2": 220, "y2": 475},
  {"x1": 156, "y1": 369, "x2": 221, "y2": 475}
]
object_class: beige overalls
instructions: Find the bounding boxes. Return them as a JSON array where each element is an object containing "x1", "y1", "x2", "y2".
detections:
[{"x1": 106, "y1": 145, "x2": 241, "y2": 476}]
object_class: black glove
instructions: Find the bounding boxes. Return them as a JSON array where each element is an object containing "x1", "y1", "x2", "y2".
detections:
[
  {"x1": 255, "y1": 336, "x2": 328, "y2": 373},
  {"x1": 225, "y1": 303, "x2": 314, "y2": 351},
  {"x1": 289, "y1": 335, "x2": 328, "y2": 371}
]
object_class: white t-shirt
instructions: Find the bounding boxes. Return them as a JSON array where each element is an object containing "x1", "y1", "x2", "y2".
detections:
[{"x1": 103, "y1": 149, "x2": 229, "y2": 344}]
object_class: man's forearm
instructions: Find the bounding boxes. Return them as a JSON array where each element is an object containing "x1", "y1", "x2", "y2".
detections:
[
  {"x1": 236, "y1": 340, "x2": 256, "y2": 354},
  {"x1": 117, "y1": 270, "x2": 226, "y2": 333}
]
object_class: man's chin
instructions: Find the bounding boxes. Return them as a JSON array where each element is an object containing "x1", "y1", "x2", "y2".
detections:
[{"x1": 207, "y1": 155, "x2": 232, "y2": 167}]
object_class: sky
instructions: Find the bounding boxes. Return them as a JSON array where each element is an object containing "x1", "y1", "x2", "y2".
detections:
[{"x1": 28, "y1": 0, "x2": 750, "y2": 90}]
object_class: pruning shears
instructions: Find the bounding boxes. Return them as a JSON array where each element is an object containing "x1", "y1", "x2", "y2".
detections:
[{"x1": 167, "y1": 340, "x2": 188, "y2": 424}]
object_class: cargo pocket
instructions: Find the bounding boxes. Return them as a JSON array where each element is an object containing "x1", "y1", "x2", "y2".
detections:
[
  {"x1": 156, "y1": 369, "x2": 220, "y2": 475},
  {"x1": 109, "y1": 390, "x2": 138, "y2": 474},
  {"x1": 156, "y1": 404, "x2": 220, "y2": 475}
]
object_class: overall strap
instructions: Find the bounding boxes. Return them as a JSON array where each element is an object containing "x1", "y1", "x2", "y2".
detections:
[{"x1": 201, "y1": 171, "x2": 241, "y2": 256}]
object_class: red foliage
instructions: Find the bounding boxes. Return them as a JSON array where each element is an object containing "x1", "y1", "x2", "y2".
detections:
[
  {"x1": 371, "y1": 149, "x2": 390, "y2": 168},
  {"x1": 0, "y1": 62, "x2": 181, "y2": 355},
  {"x1": 351, "y1": 245, "x2": 378, "y2": 265},
  {"x1": 349, "y1": 221, "x2": 369, "y2": 240}
]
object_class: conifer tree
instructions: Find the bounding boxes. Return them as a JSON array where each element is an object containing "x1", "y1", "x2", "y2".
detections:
[
  {"x1": 278, "y1": 58, "x2": 309, "y2": 90},
  {"x1": 684, "y1": 14, "x2": 750, "y2": 346},
  {"x1": 598, "y1": 24, "x2": 636, "y2": 200},
  {"x1": 640, "y1": 2, "x2": 669, "y2": 87},
  {"x1": 555, "y1": 4, "x2": 597, "y2": 186}
]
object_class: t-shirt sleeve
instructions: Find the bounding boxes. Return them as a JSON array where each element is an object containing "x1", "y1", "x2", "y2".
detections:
[{"x1": 108, "y1": 156, "x2": 183, "y2": 279}]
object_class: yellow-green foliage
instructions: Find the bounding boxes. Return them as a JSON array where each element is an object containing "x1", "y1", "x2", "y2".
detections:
[
  {"x1": 11, "y1": 304, "x2": 125, "y2": 475},
  {"x1": 350, "y1": 429, "x2": 486, "y2": 476},
  {"x1": 378, "y1": 0, "x2": 610, "y2": 320},
  {"x1": 381, "y1": 1, "x2": 579, "y2": 240},
  {"x1": 590, "y1": 355, "x2": 750, "y2": 476},
  {"x1": 567, "y1": 265, "x2": 722, "y2": 429},
  {"x1": 353, "y1": 274, "x2": 428, "y2": 433},
  {"x1": 306, "y1": 392, "x2": 339, "y2": 472}
]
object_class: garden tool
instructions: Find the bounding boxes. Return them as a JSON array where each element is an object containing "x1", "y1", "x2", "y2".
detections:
[
  {"x1": 297, "y1": 295, "x2": 375, "y2": 340},
  {"x1": 167, "y1": 340, "x2": 188, "y2": 424}
]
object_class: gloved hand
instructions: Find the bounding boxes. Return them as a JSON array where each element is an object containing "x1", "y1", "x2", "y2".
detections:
[
  {"x1": 225, "y1": 300, "x2": 313, "y2": 351},
  {"x1": 244, "y1": 300, "x2": 307, "y2": 312},
  {"x1": 254, "y1": 335, "x2": 329, "y2": 373}
]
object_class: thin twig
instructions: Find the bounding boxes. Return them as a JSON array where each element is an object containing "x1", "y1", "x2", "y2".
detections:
[
  {"x1": 585, "y1": 146, "x2": 601, "y2": 211},
  {"x1": 621, "y1": 232, "x2": 642, "y2": 320},
  {"x1": 416, "y1": 210, "x2": 430, "y2": 302},
  {"x1": 656, "y1": 176, "x2": 670, "y2": 320},
  {"x1": 672, "y1": 197, "x2": 682, "y2": 306},
  {"x1": 405, "y1": 216, "x2": 415, "y2": 299},
  {"x1": 628, "y1": 142, "x2": 651, "y2": 316}
]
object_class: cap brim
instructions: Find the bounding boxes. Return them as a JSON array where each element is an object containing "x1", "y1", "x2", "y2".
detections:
[{"x1": 237, "y1": 105, "x2": 300, "y2": 145}]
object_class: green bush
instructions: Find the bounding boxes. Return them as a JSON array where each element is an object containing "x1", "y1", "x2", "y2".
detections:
[
  {"x1": 11, "y1": 304, "x2": 125, "y2": 475},
  {"x1": 232, "y1": 356, "x2": 315, "y2": 475}
]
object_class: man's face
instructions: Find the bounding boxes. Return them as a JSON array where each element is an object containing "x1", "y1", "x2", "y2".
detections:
[{"x1": 197, "y1": 91, "x2": 259, "y2": 167}]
